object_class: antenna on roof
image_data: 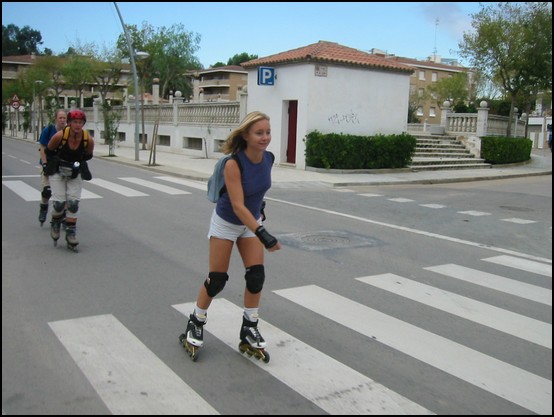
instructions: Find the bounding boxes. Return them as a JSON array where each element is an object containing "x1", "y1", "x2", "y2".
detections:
[{"x1": 432, "y1": 18, "x2": 439, "y2": 61}]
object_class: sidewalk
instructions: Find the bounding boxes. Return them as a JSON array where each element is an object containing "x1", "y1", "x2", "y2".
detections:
[{"x1": 93, "y1": 143, "x2": 552, "y2": 187}]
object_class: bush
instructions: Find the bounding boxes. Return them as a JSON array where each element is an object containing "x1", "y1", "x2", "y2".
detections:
[
  {"x1": 305, "y1": 131, "x2": 416, "y2": 169},
  {"x1": 480, "y1": 136, "x2": 532, "y2": 164}
]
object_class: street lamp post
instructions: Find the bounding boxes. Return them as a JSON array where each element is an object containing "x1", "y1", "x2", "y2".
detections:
[
  {"x1": 134, "y1": 51, "x2": 150, "y2": 150},
  {"x1": 113, "y1": 2, "x2": 141, "y2": 161},
  {"x1": 33, "y1": 80, "x2": 44, "y2": 142}
]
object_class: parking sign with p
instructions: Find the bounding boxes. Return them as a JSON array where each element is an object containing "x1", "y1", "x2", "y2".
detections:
[{"x1": 258, "y1": 67, "x2": 275, "y2": 86}]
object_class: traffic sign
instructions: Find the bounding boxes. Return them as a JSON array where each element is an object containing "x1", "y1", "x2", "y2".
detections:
[
  {"x1": 257, "y1": 67, "x2": 275, "y2": 86},
  {"x1": 10, "y1": 94, "x2": 20, "y2": 109}
]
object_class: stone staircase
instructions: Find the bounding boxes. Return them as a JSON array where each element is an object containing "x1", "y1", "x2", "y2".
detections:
[{"x1": 409, "y1": 134, "x2": 491, "y2": 171}]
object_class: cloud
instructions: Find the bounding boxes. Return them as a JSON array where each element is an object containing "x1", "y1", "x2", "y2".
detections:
[{"x1": 419, "y1": 2, "x2": 475, "y2": 40}]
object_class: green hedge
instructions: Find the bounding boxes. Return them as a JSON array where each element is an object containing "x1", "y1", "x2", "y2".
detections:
[
  {"x1": 480, "y1": 136, "x2": 532, "y2": 164},
  {"x1": 305, "y1": 131, "x2": 416, "y2": 169}
]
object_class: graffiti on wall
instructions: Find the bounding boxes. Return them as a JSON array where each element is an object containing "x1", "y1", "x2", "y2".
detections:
[{"x1": 327, "y1": 112, "x2": 360, "y2": 125}]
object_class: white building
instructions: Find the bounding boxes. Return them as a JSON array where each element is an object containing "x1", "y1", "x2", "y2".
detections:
[{"x1": 242, "y1": 41, "x2": 414, "y2": 169}]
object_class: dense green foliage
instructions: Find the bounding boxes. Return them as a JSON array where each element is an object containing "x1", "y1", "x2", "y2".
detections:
[
  {"x1": 480, "y1": 136, "x2": 532, "y2": 164},
  {"x1": 305, "y1": 131, "x2": 416, "y2": 170}
]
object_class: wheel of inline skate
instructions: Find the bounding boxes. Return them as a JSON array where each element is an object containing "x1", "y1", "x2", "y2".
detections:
[
  {"x1": 180, "y1": 335, "x2": 199, "y2": 361},
  {"x1": 261, "y1": 350, "x2": 270, "y2": 363}
]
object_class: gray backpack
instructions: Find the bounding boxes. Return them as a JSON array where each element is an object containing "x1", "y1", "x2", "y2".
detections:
[{"x1": 207, "y1": 154, "x2": 242, "y2": 203}]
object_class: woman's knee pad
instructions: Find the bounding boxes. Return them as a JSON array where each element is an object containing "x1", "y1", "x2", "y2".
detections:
[
  {"x1": 204, "y1": 272, "x2": 229, "y2": 297},
  {"x1": 245, "y1": 264, "x2": 265, "y2": 294}
]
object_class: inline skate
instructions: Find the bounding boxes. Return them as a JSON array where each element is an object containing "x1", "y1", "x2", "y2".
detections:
[
  {"x1": 50, "y1": 215, "x2": 63, "y2": 246},
  {"x1": 65, "y1": 224, "x2": 79, "y2": 252},
  {"x1": 238, "y1": 316, "x2": 270, "y2": 363},
  {"x1": 38, "y1": 203, "x2": 49, "y2": 226},
  {"x1": 179, "y1": 313, "x2": 205, "y2": 361}
]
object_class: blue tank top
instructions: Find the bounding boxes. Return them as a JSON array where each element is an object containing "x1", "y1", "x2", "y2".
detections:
[{"x1": 216, "y1": 150, "x2": 273, "y2": 225}]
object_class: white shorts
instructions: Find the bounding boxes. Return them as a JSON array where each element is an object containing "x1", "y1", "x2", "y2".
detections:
[{"x1": 208, "y1": 210, "x2": 261, "y2": 242}]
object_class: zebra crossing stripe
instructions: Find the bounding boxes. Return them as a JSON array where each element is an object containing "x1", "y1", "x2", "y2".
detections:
[
  {"x1": 49, "y1": 314, "x2": 219, "y2": 415},
  {"x1": 356, "y1": 273, "x2": 551, "y2": 348},
  {"x1": 155, "y1": 176, "x2": 207, "y2": 191},
  {"x1": 457, "y1": 210, "x2": 491, "y2": 216},
  {"x1": 483, "y1": 255, "x2": 552, "y2": 277},
  {"x1": 424, "y1": 264, "x2": 552, "y2": 306},
  {"x1": 88, "y1": 178, "x2": 149, "y2": 197},
  {"x1": 274, "y1": 285, "x2": 552, "y2": 415},
  {"x1": 2, "y1": 180, "x2": 41, "y2": 201},
  {"x1": 119, "y1": 177, "x2": 191, "y2": 195},
  {"x1": 172, "y1": 300, "x2": 433, "y2": 415}
]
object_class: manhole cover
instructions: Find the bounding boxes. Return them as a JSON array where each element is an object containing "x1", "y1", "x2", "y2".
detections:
[{"x1": 278, "y1": 230, "x2": 382, "y2": 251}]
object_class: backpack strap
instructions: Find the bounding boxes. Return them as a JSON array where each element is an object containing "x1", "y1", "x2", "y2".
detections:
[
  {"x1": 231, "y1": 153, "x2": 243, "y2": 173},
  {"x1": 60, "y1": 126, "x2": 89, "y2": 152},
  {"x1": 219, "y1": 154, "x2": 242, "y2": 198}
]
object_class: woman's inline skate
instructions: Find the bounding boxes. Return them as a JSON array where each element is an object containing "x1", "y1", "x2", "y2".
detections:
[
  {"x1": 238, "y1": 316, "x2": 270, "y2": 363},
  {"x1": 179, "y1": 313, "x2": 205, "y2": 361}
]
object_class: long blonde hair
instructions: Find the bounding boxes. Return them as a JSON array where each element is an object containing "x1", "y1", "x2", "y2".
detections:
[{"x1": 221, "y1": 111, "x2": 270, "y2": 155}]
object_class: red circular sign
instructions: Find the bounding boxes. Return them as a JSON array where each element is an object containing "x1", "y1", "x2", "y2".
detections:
[{"x1": 11, "y1": 101, "x2": 20, "y2": 109}]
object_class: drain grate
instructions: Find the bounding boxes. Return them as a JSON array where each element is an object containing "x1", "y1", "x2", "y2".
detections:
[{"x1": 278, "y1": 230, "x2": 382, "y2": 251}]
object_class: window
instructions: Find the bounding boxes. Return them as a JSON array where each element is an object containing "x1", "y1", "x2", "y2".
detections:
[
  {"x1": 416, "y1": 106, "x2": 424, "y2": 116},
  {"x1": 431, "y1": 72, "x2": 438, "y2": 82},
  {"x1": 419, "y1": 70, "x2": 425, "y2": 81},
  {"x1": 158, "y1": 135, "x2": 170, "y2": 146},
  {"x1": 418, "y1": 88, "x2": 424, "y2": 98},
  {"x1": 429, "y1": 107, "x2": 436, "y2": 117},
  {"x1": 214, "y1": 139, "x2": 225, "y2": 152},
  {"x1": 183, "y1": 137, "x2": 203, "y2": 150}
]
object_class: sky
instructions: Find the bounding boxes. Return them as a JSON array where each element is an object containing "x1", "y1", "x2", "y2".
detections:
[{"x1": 2, "y1": 2, "x2": 496, "y2": 68}]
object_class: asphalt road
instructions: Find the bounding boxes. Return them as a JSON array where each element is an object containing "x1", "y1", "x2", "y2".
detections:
[{"x1": 2, "y1": 137, "x2": 552, "y2": 414}]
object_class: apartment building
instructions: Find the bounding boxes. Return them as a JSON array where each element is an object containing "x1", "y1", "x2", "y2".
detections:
[
  {"x1": 188, "y1": 65, "x2": 248, "y2": 102},
  {"x1": 2, "y1": 54, "x2": 132, "y2": 107},
  {"x1": 370, "y1": 49, "x2": 473, "y2": 125}
]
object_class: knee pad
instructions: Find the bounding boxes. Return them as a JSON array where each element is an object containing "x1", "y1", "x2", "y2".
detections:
[
  {"x1": 41, "y1": 186, "x2": 52, "y2": 200},
  {"x1": 204, "y1": 272, "x2": 229, "y2": 297},
  {"x1": 67, "y1": 199, "x2": 79, "y2": 215},
  {"x1": 245, "y1": 264, "x2": 265, "y2": 294},
  {"x1": 53, "y1": 201, "x2": 65, "y2": 212}
]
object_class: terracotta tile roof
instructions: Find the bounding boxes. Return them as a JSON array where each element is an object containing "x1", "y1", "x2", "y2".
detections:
[
  {"x1": 386, "y1": 55, "x2": 468, "y2": 72},
  {"x1": 2, "y1": 54, "x2": 37, "y2": 64},
  {"x1": 241, "y1": 41, "x2": 413, "y2": 73},
  {"x1": 199, "y1": 65, "x2": 247, "y2": 74}
]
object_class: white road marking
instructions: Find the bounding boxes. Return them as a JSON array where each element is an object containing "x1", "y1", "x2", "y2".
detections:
[
  {"x1": 274, "y1": 285, "x2": 552, "y2": 415},
  {"x1": 49, "y1": 314, "x2": 219, "y2": 415},
  {"x1": 173, "y1": 300, "x2": 432, "y2": 415}
]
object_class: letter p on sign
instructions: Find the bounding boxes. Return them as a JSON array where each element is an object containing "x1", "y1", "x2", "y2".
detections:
[{"x1": 258, "y1": 67, "x2": 275, "y2": 86}]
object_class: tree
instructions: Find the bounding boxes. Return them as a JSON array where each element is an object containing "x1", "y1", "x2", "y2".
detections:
[
  {"x1": 93, "y1": 48, "x2": 124, "y2": 155},
  {"x1": 459, "y1": 2, "x2": 552, "y2": 136},
  {"x1": 116, "y1": 22, "x2": 201, "y2": 101},
  {"x1": 60, "y1": 54, "x2": 96, "y2": 105},
  {"x1": 227, "y1": 52, "x2": 258, "y2": 66},
  {"x1": 32, "y1": 55, "x2": 68, "y2": 109},
  {"x1": 67, "y1": 42, "x2": 124, "y2": 154},
  {"x1": 428, "y1": 72, "x2": 469, "y2": 108},
  {"x1": 2, "y1": 24, "x2": 43, "y2": 56}
]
